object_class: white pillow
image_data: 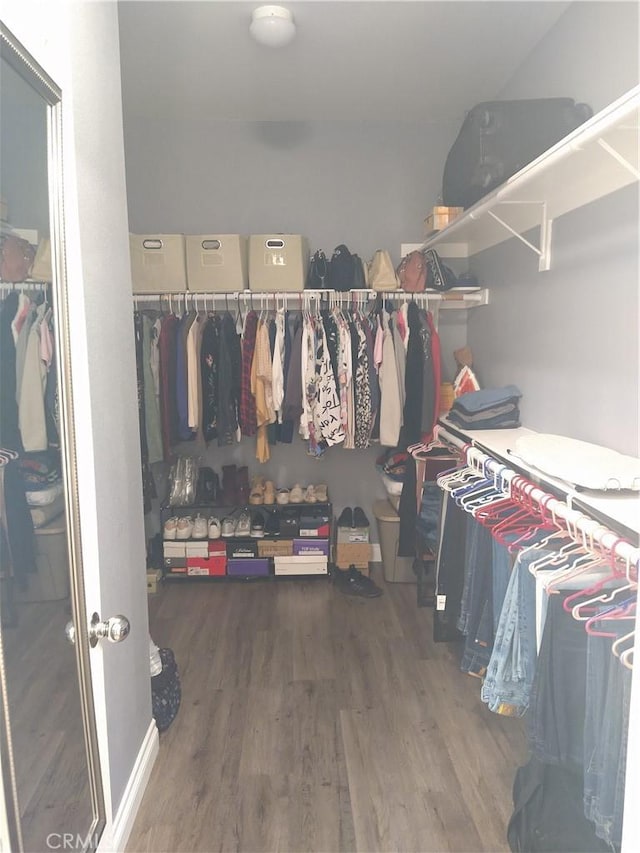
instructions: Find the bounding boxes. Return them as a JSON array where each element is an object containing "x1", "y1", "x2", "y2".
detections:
[{"x1": 513, "y1": 434, "x2": 640, "y2": 491}]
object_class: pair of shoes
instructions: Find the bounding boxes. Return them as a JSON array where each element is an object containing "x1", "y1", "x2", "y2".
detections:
[
  {"x1": 290, "y1": 483, "x2": 303, "y2": 503},
  {"x1": 334, "y1": 565, "x2": 383, "y2": 598},
  {"x1": 196, "y1": 467, "x2": 220, "y2": 505},
  {"x1": 250, "y1": 476, "x2": 265, "y2": 505},
  {"x1": 263, "y1": 481, "x2": 275, "y2": 505},
  {"x1": 208, "y1": 517, "x2": 221, "y2": 539},
  {"x1": 221, "y1": 465, "x2": 251, "y2": 505},
  {"x1": 176, "y1": 517, "x2": 193, "y2": 540},
  {"x1": 250, "y1": 512, "x2": 265, "y2": 538},
  {"x1": 235, "y1": 511, "x2": 251, "y2": 537},
  {"x1": 264, "y1": 510, "x2": 280, "y2": 537},
  {"x1": 276, "y1": 488, "x2": 290, "y2": 505},
  {"x1": 192, "y1": 514, "x2": 208, "y2": 539},
  {"x1": 221, "y1": 516, "x2": 236, "y2": 537},
  {"x1": 337, "y1": 506, "x2": 370, "y2": 529},
  {"x1": 163, "y1": 516, "x2": 178, "y2": 540}
]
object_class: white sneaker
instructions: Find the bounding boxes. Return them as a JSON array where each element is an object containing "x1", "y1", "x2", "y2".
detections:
[
  {"x1": 235, "y1": 511, "x2": 251, "y2": 537},
  {"x1": 208, "y1": 517, "x2": 221, "y2": 539},
  {"x1": 221, "y1": 517, "x2": 236, "y2": 538},
  {"x1": 163, "y1": 516, "x2": 178, "y2": 540},
  {"x1": 192, "y1": 514, "x2": 208, "y2": 539},
  {"x1": 176, "y1": 516, "x2": 193, "y2": 540}
]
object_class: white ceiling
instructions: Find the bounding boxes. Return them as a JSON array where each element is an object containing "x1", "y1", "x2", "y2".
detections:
[{"x1": 118, "y1": 1, "x2": 570, "y2": 123}]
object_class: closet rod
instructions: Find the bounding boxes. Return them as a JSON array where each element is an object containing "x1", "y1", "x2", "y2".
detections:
[
  {"x1": 438, "y1": 425, "x2": 640, "y2": 568},
  {"x1": 131, "y1": 289, "x2": 485, "y2": 305}
]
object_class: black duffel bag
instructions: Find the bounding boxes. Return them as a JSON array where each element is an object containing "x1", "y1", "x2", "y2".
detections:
[{"x1": 442, "y1": 98, "x2": 592, "y2": 209}]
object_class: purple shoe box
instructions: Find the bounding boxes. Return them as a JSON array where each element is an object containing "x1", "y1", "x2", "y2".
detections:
[{"x1": 226, "y1": 558, "x2": 270, "y2": 577}]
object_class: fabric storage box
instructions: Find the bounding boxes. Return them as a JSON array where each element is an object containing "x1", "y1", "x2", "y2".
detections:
[
  {"x1": 16, "y1": 517, "x2": 69, "y2": 602},
  {"x1": 227, "y1": 558, "x2": 270, "y2": 577},
  {"x1": 274, "y1": 555, "x2": 328, "y2": 576},
  {"x1": 293, "y1": 539, "x2": 330, "y2": 556},
  {"x1": 335, "y1": 542, "x2": 371, "y2": 570},
  {"x1": 249, "y1": 234, "x2": 309, "y2": 292},
  {"x1": 373, "y1": 499, "x2": 416, "y2": 583},
  {"x1": 186, "y1": 234, "x2": 248, "y2": 292},
  {"x1": 258, "y1": 540, "x2": 293, "y2": 558},
  {"x1": 129, "y1": 233, "x2": 187, "y2": 293},
  {"x1": 227, "y1": 541, "x2": 258, "y2": 559}
]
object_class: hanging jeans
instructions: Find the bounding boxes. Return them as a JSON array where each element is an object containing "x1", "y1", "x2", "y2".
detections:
[{"x1": 459, "y1": 517, "x2": 494, "y2": 677}]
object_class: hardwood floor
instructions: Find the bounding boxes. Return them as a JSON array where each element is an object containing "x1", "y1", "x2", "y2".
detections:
[{"x1": 128, "y1": 571, "x2": 527, "y2": 853}]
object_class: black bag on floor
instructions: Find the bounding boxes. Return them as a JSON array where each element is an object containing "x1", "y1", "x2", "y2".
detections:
[
  {"x1": 151, "y1": 647, "x2": 181, "y2": 732},
  {"x1": 442, "y1": 98, "x2": 592, "y2": 209}
]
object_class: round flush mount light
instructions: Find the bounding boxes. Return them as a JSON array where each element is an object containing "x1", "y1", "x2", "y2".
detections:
[{"x1": 250, "y1": 5, "x2": 296, "y2": 48}]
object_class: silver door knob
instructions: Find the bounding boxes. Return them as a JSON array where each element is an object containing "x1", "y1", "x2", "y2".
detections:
[
  {"x1": 89, "y1": 612, "x2": 130, "y2": 647},
  {"x1": 65, "y1": 613, "x2": 131, "y2": 647}
]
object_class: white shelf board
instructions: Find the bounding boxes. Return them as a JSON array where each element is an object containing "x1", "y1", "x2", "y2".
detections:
[{"x1": 423, "y1": 86, "x2": 640, "y2": 266}]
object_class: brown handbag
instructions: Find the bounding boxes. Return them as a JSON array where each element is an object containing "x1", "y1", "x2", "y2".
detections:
[
  {"x1": 397, "y1": 250, "x2": 426, "y2": 292},
  {"x1": 0, "y1": 235, "x2": 35, "y2": 282}
]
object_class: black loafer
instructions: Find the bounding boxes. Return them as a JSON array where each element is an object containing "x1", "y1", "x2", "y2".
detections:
[
  {"x1": 337, "y1": 507, "x2": 353, "y2": 528},
  {"x1": 335, "y1": 565, "x2": 382, "y2": 598},
  {"x1": 352, "y1": 506, "x2": 370, "y2": 528}
]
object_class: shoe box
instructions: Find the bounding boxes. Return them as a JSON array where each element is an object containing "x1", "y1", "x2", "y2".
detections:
[
  {"x1": 227, "y1": 558, "x2": 270, "y2": 577},
  {"x1": 279, "y1": 509, "x2": 299, "y2": 537},
  {"x1": 293, "y1": 539, "x2": 329, "y2": 556},
  {"x1": 334, "y1": 542, "x2": 371, "y2": 571},
  {"x1": 274, "y1": 555, "x2": 328, "y2": 576},
  {"x1": 146, "y1": 568, "x2": 163, "y2": 593},
  {"x1": 227, "y1": 540, "x2": 259, "y2": 559},
  {"x1": 336, "y1": 524, "x2": 369, "y2": 544},
  {"x1": 299, "y1": 508, "x2": 330, "y2": 538},
  {"x1": 257, "y1": 539, "x2": 293, "y2": 558},
  {"x1": 187, "y1": 555, "x2": 227, "y2": 577}
]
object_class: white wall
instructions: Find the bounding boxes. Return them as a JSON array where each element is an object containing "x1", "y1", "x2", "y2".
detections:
[{"x1": 1, "y1": 0, "x2": 152, "y2": 831}]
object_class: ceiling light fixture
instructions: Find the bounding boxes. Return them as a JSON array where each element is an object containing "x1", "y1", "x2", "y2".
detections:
[{"x1": 250, "y1": 5, "x2": 296, "y2": 48}]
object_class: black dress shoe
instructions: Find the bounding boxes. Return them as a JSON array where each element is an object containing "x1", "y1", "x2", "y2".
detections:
[
  {"x1": 352, "y1": 506, "x2": 370, "y2": 528},
  {"x1": 334, "y1": 565, "x2": 383, "y2": 598},
  {"x1": 264, "y1": 510, "x2": 280, "y2": 537},
  {"x1": 337, "y1": 507, "x2": 353, "y2": 528}
]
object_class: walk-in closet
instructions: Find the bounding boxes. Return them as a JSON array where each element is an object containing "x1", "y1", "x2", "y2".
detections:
[{"x1": 0, "y1": 2, "x2": 638, "y2": 852}]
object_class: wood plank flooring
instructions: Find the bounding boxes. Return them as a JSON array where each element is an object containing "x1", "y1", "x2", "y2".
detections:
[{"x1": 128, "y1": 572, "x2": 527, "y2": 853}]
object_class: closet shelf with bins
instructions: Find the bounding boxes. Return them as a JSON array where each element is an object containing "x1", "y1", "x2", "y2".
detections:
[{"x1": 422, "y1": 85, "x2": 640, "y2": 271}]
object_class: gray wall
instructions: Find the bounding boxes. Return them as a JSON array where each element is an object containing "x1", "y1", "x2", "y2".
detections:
[
  {"x1": 464, "y1": 0, "x2": 639, "y2": 456},
  {"x1": 124, "y1": 116, "x2": 455, "y2": 265}
]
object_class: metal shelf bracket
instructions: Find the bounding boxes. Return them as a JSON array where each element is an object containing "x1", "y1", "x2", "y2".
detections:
[
  {"x1": 486, "y1": 201, "x2": 553, "y2": 271},
  {"x1": 597, "y1": 137, "x2": 640, "y2": 181}
]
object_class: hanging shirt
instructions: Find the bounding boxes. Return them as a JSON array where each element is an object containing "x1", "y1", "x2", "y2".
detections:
[
  {"x1": 272, "y1": 308, "x2": 285, "y2": 423},
  {"x1": 315, "y1": 320, "x2": 344, "y2": 447},
  {"x1": 19, "y1": 301, "x2": 48, "y2": 452},
  {"x1": 379, "y1": 310, "x2": 402, "y2": 447}
]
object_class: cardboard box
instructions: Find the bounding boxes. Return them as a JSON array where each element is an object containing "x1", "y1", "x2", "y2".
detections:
[
  {"x1": 186, "y1": 234, "x2": 248, "y2": 292},
  {"x1": 299, "y1": 523, "x2": 330, "y2": 538},
  {"x1": 335, "y1": 542, "x2": 371, "y2": 570},
  {"x1": 424, "y1": 206, "x2": 463, "y2": 234},
  {"x1": 146, "y1": 569, "x2": 162, "y2": 593},
  {"x1": 129, "y1": 233, "x2": 187, "y2": 293},
  {"x1": 164, "y1": 556, "x2": 187, "y2": 570},
  {"x1": 293, "y1": 539, "x2": 329, "y2": 556},
  {"x1": 208, "y1": 540, "x2": 227, "y2": 556},
  {"x1": 249, "y1": 234, "x2": 309, "y2": 292},
  {"x1": 258, "y1": 539, "x2": 294, "y2": 558},
  {"x1": 274, "y1": 556, "x2": 328, "y2": 576}
]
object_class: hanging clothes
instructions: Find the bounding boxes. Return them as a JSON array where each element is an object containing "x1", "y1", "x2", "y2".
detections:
[
  {"x1": 134, "y1": 311, "x2": 156, "y2": 513},
  {"x1": 200, "y1": 313, "x2": 221, "y2": 443},
  {"x1": 239, "y1": 310, "x2": 258, "y2": 436},
  {"x1": 0, "y1": 292, "x2": 24, "y2": 453}
]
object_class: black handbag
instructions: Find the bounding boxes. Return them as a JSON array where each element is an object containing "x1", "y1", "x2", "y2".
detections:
[
  {"x1": 305, "y1": 249, "x2": 330, "y2": 289},
  {"x1": 151, "y1": 647, "x2": 181, "y2": 732},
  {"x1": 329, "y1": 244, "x2": 356, "y2": 292},
  {"x1": 424, "y1": 249, "x2": 458, "y2": 292}
]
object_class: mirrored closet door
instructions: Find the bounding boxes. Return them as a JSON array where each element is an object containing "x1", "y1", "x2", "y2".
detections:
[{"x1": 0, "y1": 23, "x2": 105, "y2": 852}]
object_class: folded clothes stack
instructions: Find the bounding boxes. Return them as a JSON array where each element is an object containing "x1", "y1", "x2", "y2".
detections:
[{"x1": 448, "y1": 384, "x2": 522, "y2": 430}]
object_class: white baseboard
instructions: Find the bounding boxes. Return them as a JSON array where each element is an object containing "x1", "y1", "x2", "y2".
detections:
[
  {"x1": 110, "y1": 719, "x2": 158, "y2": 852},
  {"x1": 370, "y1": 543, "x2": 382, "y2": 563}
]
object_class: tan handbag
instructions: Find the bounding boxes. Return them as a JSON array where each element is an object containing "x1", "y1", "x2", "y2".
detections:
[
  {"x1": 30, "y1": 237, "x2": 52, "y2": 281},
  {"x1": 368, "y1": 249, "x2": 399, "y2": 291}
]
